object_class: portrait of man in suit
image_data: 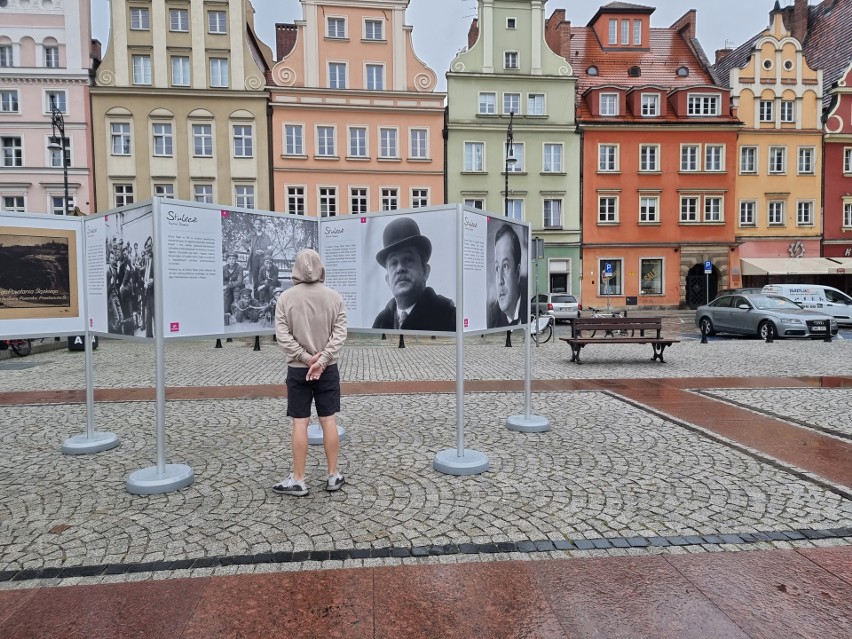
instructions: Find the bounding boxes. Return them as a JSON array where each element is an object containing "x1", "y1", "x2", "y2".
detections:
[
  {"x1": 487, "y1": 222, "x2": 528, "y2": 328},
  {"x1": 372, "y1": 217, "x2": 456, "y2": 332}
]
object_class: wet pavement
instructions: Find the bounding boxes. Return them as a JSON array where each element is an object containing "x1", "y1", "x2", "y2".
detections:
[{"x1": 0, "y1": 323, "x2": 850, "y2": 637}]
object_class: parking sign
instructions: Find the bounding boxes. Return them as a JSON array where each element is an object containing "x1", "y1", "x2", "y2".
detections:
[{"x1": 704, "y1": 260, "x2": 712, "y2": 274}]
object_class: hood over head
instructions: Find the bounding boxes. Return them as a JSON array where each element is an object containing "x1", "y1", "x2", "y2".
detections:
[{"x1": 292, "y1": 249, "x2": 325, "y2": 284}]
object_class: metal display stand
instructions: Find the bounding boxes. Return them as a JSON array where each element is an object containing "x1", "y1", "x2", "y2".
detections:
[{"x1": 307, "y1": 420, "x2": 346, "y2": 445}]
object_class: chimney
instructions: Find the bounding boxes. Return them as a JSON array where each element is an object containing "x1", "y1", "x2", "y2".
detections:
[
  {"x1": 90, "y1": 39, "x2": 102, "y2": 66},
  {"x1": 467, "y1": 18, "x2": 479, "y2": 50},
  {"x1": 275, "y1": 23, "x2": 298, "y2": 61},
  {"x1": 715, "y1": 48, "x2": 732, "y2": 64},
  {"x1": 791, "y1": 0, "x2": 808, "y2": 43},
  {"x1": 545, "y1": 9, "x2": 571, "y2": 57}
]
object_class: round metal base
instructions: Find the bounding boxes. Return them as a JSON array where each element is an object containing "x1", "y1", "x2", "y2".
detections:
[
  {"x1": 506, "y1": 414, "x2": 551, "y2": 433},
  {"x1": 307, "y1": 422, "x2": 346, "y2": 445},
  {"x1": 126, "y1": 464, "x2": 195, "y2": 495},
  {"x1": 433, "y1": 448, "x2": 489, "y2": 476},
  {"x1": 61, "y1": 431, "x2": 120, "y2": 455}
]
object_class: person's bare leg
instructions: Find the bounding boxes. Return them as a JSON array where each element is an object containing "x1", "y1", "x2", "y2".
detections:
[
  {"x1": 291, "y1": 417, "x2": 310, "y2": 480},
  {"x1": 318, "y1": 414, "x2": 339, "y2": 475}
]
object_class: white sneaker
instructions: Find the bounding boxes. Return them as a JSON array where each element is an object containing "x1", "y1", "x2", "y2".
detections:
[
  {"x1": 272, "y1": 474, "x2": 308, "y2": 496},
  {"x1": 326, "y1": 472, "x2": 345, "y2": 492}
]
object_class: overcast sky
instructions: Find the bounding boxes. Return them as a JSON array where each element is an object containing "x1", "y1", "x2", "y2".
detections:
[{"x1": 91, "y1": 0, "x2": 782, "y2": 89}]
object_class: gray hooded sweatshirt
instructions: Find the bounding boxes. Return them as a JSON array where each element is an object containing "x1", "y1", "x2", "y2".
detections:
[{"x1": 274, "y1": 249, "x2": 347, "y2": 368}]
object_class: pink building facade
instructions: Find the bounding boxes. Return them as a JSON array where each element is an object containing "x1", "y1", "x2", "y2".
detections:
[{"x1": 823, "y1": 61, "x2": 852, "y2": 259}]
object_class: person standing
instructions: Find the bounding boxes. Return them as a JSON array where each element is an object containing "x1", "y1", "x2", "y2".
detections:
[
  {"x1": 273, "y1": 249, "x2": 347, "y2": 496},
  {"x1": 223, "y1": 251, "x2": 245, "y2": 315},
  {"x1": 245, "y1": 217, "x2": 272, "y2": 298}
]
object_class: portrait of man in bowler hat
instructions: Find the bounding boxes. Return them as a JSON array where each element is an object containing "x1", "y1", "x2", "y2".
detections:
[{"x1": 372, "y1": 216, "x2": 456, "y2": 331}]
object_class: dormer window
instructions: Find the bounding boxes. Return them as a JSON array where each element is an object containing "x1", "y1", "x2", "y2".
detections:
[
  {"x1": 676, "y1": 66, "x2": 689, "y2": 77},
  {"x1": 641, "y1": 94, "x2": 659, "y2": 117},
  {"x1": 587, "y1": 66, "x2": 599, "y2": 76},
  {"x1": 621, "y1": 19, "x2": 629, "y2": 45},
  {"x1": 687, "y1": 94, "x2": 720, "y2": 116},
  {"x1": 608, "y1": 19, "x2": 617, "y2": 45},
  {"x1": 628, "y1": 66, "x2": 641, "y2": 77},
  {"x1": 633, "y1": 19, "x2": 642, "y2": 45},
  {"x1": 506, "y1": 17, "x2": 516, "y2": 29},
  {"x1": 600, "y1": 93, "x2": 618, "y2": 117}
]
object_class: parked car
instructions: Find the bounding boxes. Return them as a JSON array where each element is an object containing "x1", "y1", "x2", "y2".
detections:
[
  {"x1": 531, "y1": 293, "x2": 580, "y2": 322},
  {"x1": 761, "y1": 284, "x2": 852, "y2": 326},
  {"x1": 695, "y1": 293, "x2": 838, "y2": 340}
]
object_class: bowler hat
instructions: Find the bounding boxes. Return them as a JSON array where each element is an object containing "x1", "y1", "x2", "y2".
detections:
[{"x1": 375, "y1": 217, "x2": 432, "y2": 266}]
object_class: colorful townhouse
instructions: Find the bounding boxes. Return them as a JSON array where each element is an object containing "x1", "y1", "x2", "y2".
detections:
[
  {"x1": 574, "y1": 3, "x2": 740, "y2": 309},
  {"x1": 446, "y1": 0, "x2": 581, "y2": 297},
  {"x1": 269, "y1": 0, "x2": 445, "y2": 216},
  {"x1": 0, "y1": 0, "x2": 94, "y2": 215},
  {"x1": 90, "y1": 0, "x2": 272, "y2": 211},
  {"x1": 712, "y1": 3, "x2": 823, "y2": 287},
  {"x1": 824, "y1": 62, "x2": 852, "y2": 268}
]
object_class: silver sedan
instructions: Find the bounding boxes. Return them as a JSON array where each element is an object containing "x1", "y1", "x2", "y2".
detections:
[{"x1": 695, "y1": 293, "x2": 838, "y2": 340}]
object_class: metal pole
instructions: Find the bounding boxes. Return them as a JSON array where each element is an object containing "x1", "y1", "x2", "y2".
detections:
[
  {"x1": 504, "y1": 112, "x2": 514, "y2": 349},
  {"x1": 49, "y1": 100, "x2": 70, "y2": 215},
  {"x1": 62, "y1": 134, "x2": 69, "y2": 215}
]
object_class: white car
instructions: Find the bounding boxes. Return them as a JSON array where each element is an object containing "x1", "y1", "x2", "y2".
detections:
[{"x1": 531, "y1": 293, "x2": 580, "y2": 322}]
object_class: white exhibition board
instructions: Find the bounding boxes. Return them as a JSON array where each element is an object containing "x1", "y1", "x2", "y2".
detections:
[{"x1": 0, "y1": 211, "x2": 85, "y2": 339}]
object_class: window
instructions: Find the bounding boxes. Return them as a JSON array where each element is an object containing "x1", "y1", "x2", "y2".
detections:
[
  {"x1": 600, "y1": 93, "x2": 618, "y2": 116},
  {"x1": 608, "y1": 19, "x2": 617, "y2": 44},
  {"x1": 233, "y1": 125, "x2": 253, "y2": 158},
  {"x1": 48, "y1": 136, "x2": 69, "y2": 168},
  {"x1": 153, "y1": 123, "x2": 173, "y2": 156},
  {"x1": 845, "y1": 148, "x2": 852, "y2": 174},
  {"x1": 599, "y1": 259, "x2": 622, "y2": 296},
  {"x1": 192, "y1": 124, "x2": 213, "y2": 157},
  {"x1": 2, "y1": 196, "x2": 24, "y2": 212},
  {"x1": 170, "y1": 9, "x2": 189, "y2": 32},
  {"x1": 506, "y1": 199, "x2": 523, "y2": 220},
  {"x1": 381, "y1": 188, "x2": 399, "y2": 211},
  {"x1": 740, "y1": 146, "x2": 757, "y2": 173},
  {"x1": 503, "y1": 93, "x2": 520, "y2": 115},
  {"x1": 680, "y1": 196, "x2": 699, "y2": 222},
  {"x1": 114, "y1": 184, "x2": 134, "y2": 207},
  {"x1": 844, "y1": 202, "x2": 852, "y2": 228},
  {"x1": 210, "y1": 58, "x2": 229, "y2": 87},
  {"x1": 633, "y1": 19, "x2": 642, "y2": 45},
  {"x1": 379, "y1": 128, "x2": 398, "y2": 158},
  {"x1": 504, "y1": 51, "x2": 519, "y2": 69},
  {"x1": 681, "y1": 145, "x2": 699, "y2": 171},
  {"x1": 44, "y1": 46, "x2": 60, "y2": 68},
  {"x1": 328, "y1": 62, "x2": 346, "y2": 89},
  {"x1": 0, "y1": 46, "x2": 13, "y2": 67},
  {"x1": 464, "y1": 199, "x2": 484, "y2": 210},
  {"x1": 327, "y1": 17, "x2": 346, "y2": 38},
  {"x1": 285, "y1": 124, "x2": 303, "y2": 156},
  {"x1": 506, "y1": 18, "x2": 517, "y2": 29},
  {"x1": 132, "y1": 55, "x2": 152, "y2": 85},
  {"x1": 739, "y1": 201, "x2": 756, "y2": 226},
  {"x1": 50, "y1": 195, "x2": 69, "y2": 215},
  {"x1": 769, "y1": 146, "x2": 786, "y2": 174},
  {"x1": 411, "y1": 188, "x2": 429, "y2": 208},
  {"x1": 287, "y1": 186, "x2": 305, "y2": 215},
  {"x1": 154, "y1": 184, "x2": 174, "y2": 198},
  {"x1": 598, "y1": 144, "x2": 618, "y2": 172},
  {"x1": 194, "y1": 184, "x2": 213, "y2": 203},
  {"x1": 527, "y1": 94, "x2": 545, "y2": 116},
  {"x1": 640, "y1": 259, "x2": 662, "y2": 295},
  {"x1": 507, "y1": 142, "x2": 523, "y2": 173},
  {"x1": 704, "y1": 196, "x2": 722, "y2": 222},
  {"x1": 759, "y1": 100, "x2": 774, "y2": 122},
  {"x1": 479, "y1": 92, "x2": 496, "y2": 115},
  {"x1": 780, "y1": 100, "x2": 795, "y2": 123},
  {"x1": 235, "y1": 185, "x2": 255, "y2": 209},
  {"x1": 768, "y1": 201, "x2": 785, "y2": 225},
  {"x1": 598, "y1": 196, "x2": 618, "y2": 223},
  {"x1": 46, "y1": 90, "x2": 66, "y2": 113},
  {"x1": 621, "y1": 19, "x2": 629, "y2": 44},
  {"x1": 543, "y1": 143, "x2": 563, "y2": 172},
  {"x1": 705, "y1": 145, "x2": 724, "y2": 171},
  {"x1": 798, "y1": 147, "x2": 814, "y2": 174},
  {"x1": 348, "y1": 127, "x2": 367, "y2": 158},
  {"x1": 349, "y1": 187, "x2": 368, "y2": 214},
  {"x1": 171, "y1": 56, "x2": 190, "y2": 86},
  {"x1": 464, "y1": 142, "x2": 484, "y2": 172},
  {"x1": 641, "y1": 94, "x2": 658, "y2": 116},
  {"x1": 130, "y1": 7, "x2": 150, "y2": 30},
  {"x1": 208, "y1": 11, "x2": 227, "y2": 34},
  {"x1": 797, "y1": 201, "x2": 813, "y2": 226},
  {"x1": 0, "y1": 90, "x2": 18, "y2": 113},
  {"x1": 364, "y1": 64, "x2": 383, "y2": 90},
  {"x1": 639, "y1": 145, "x2": 658, "y2": 172},
  {"x1": 639, "y1": 196, "x2": 659, "y2": 223},
  {"x1": 410, "y1": 129, "x2": 428, "y2": 159},
  {"x1": 111, "y1": 123, "x2": 131, "y2": 155},
  {"x1": 543, "y1": 199, "x2": 562, "y2": 228},
  {"x1": 317, "y1": 126, "x2": 336, "y2": 157},
  {"x1": 687, "y1": 94, "x2": 720, "y2": 116},
  {"x1": 319, "y1": 187, "x2": 338, "y2": 217},
  {"x1": 364, "y1": 19, "x2": 383, "y2": 40}
]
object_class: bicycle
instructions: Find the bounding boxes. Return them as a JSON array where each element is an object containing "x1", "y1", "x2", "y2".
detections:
[
  {"x1": 1, "y1": 338, "x2": 32, "y2": 357},
  {"x1": 584, "y1": 307, "x2": 634, "y2": 337},
  {"x1": 530, "y1": 313, "x2": 554, "y2": 344}
]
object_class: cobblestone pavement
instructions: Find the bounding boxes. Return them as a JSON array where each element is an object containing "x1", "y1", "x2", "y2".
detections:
[{"x1": 1, "y1": 334, "x2": 851, "y2": 590}]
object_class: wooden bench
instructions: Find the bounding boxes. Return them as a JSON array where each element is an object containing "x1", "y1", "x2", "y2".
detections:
[{"x1": 559, "y1": 316, "x2": 679, "y2": 364}]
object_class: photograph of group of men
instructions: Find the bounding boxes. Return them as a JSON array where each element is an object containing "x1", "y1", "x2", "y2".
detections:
[{"x1": 105, "y1": 212, "x2": 154, "y2": 337}]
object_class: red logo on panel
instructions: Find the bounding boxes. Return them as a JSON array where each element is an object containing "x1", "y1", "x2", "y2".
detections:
[
  {"x1": 170, "y1": 322, "x2": 180, "y2": 333},
  {"x1": 464, "y1": 318, "x2": 469, "y2": 328}
]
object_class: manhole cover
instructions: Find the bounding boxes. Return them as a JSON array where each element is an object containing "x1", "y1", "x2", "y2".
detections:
[{"x1": 0, "y1": 362, "x2": 38, "y2": 370}]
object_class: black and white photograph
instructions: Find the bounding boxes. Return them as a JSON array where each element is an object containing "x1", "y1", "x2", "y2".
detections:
[
  {"x1": 364, "y1": 211, "x2": 457, "y2": 333},
  {"x1": 486, "y1": 220, "x2": 529, "y2": 328},
  {"x1": 220, "y1": 210, "x2": 317, "y2": 334},
  {"x1": 104, "y1": 210, "x2": 154, "y2": 337}
]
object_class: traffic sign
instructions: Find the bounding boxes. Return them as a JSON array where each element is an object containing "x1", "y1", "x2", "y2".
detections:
[
  {"x1": 604, "y1": 262, "x2": 613, "y2": 274},
  {"x1": 704, "y1": 260, "x2": 712, "y2": 274}
]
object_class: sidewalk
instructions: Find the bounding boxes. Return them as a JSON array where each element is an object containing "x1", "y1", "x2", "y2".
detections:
[{"x1": 0, "y1": 335, "x2": 850, "y2": 637}]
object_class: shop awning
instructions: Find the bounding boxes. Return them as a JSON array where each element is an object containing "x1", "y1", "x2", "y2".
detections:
[{"x1": 740, "y1": 257, "x2": 849, "y2": 276}]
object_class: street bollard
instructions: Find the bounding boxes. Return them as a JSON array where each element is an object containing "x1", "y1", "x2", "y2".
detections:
[
  {"x1": 215, "y1": 339, "x2": 222, "y2": 348},
  {"x1": 700, "y1": 322, "x2": 708, "y2": 344},
  {"x1": 253, "y1": 335, "x2": 261, "y2": 351},
  {"x1": 398, "y1": 334, "x2": 405, "y2": 349},
  {"x1": 765, "y1": 326, "x2": 774, "y2": 343},
  {"x1": 505, "y1": 329, "x2": 512, "y2": 347},
  {"x1": 824, "y1": 331, "x2": 832, "y2": 343}
]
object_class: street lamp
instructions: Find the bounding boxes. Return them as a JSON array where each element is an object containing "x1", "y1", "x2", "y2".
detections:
[
  {"x1": 504, "y1": 111, "x2": 516, "y2": 347},
  {"x1": 47, "y1": 99, "x2": 70, "y2": 215}
]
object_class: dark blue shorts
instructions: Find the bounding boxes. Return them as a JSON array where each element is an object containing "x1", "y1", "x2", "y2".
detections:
[{"x1": 286, "y1": 364, "x2": 340, "y2": 418}]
